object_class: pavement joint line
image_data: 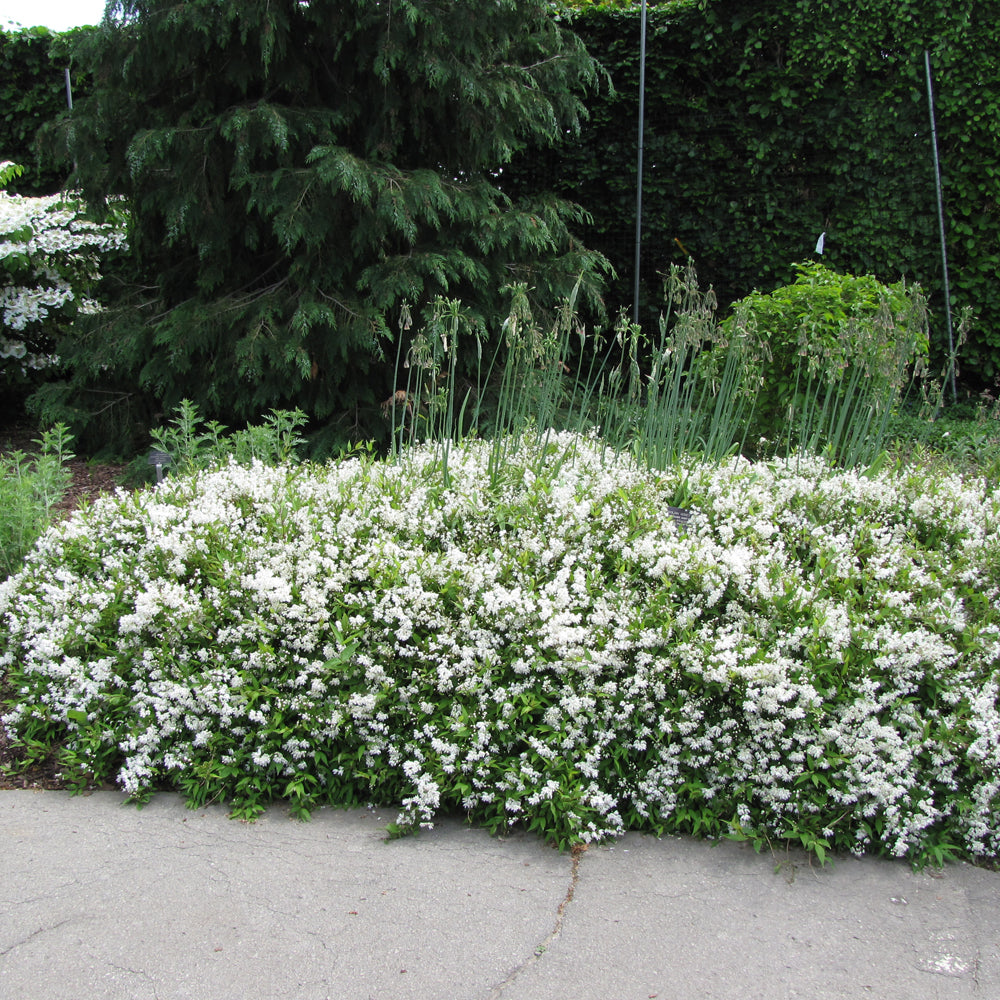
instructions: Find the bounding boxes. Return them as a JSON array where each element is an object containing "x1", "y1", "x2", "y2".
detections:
[{"x1": 481, "y1": 842, "x2": 587, "y2": 999}]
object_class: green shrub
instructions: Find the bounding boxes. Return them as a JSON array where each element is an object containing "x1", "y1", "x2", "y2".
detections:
[
  {"x1": 147, "y1": 399, "x2": 308, "y2": 479},
  {"x1": 0, "y1": 423, "x2": 73, "y2": 578},
  {"x1": 724, "y1": 262, "x2": 929, "y2": 462}
]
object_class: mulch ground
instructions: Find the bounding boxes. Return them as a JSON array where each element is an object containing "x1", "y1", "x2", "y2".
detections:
[{"x1": 1, "y1": 418, "x2": 130, "y2": 792}]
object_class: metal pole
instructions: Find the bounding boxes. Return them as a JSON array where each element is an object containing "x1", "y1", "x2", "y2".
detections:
[
  {"x1": 632, "y1": 0, "x2": 647, "y2": 326},
  {"x1": 65, "y1": 67, "x2": 79, "y2": 177},
  {"x1": 924, "y1": 50, "x2": 957, "y2": 403}
]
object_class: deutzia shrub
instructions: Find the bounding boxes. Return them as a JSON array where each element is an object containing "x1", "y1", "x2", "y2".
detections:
[
  {"x1": 1, "y1": 432, "x2": 998, "y2": 865},
  {"x1": 0, "y1": 161, "x2": 127, "y2": 386}
]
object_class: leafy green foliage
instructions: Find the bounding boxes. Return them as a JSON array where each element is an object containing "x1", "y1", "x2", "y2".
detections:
[
  {"x1": 888, "y1": 393, "x2": 1000, "y2": 483},
  {"x1": 723, "y1": 262, "x2": 930, "y2": 458},
  {"x1": 0, "y1": 423, "x2": 73, "y2": 578},
  {"x1": 38, "y1": 0, "x2": 609, "y2": 454},
  {"x1": 0, "y1": 161, "x2": 23, "y2": 187},
  {"x1": 147, "y1": 399, "x2": 308, "y2": 478}
]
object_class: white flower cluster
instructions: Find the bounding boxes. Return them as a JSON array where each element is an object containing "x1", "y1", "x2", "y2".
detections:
[
  {"x1": 2, "y1": 277, "x2": 73, "y2": 331},
  {"x1": 0, "y1": 188, "x2": 127, "y2": 375},
  {"x1": 0, "y1": 191, "x2": 127, "y2": 259},
  {"x1": 1, "y1": 433, "x2": 998, "y2": 860}
]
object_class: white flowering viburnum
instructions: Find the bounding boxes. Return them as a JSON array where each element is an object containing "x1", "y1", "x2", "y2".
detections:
[
  {"x1": 1, "y1": 432, "x2": 999, "y2": 865},
  {"x1": 0, "y1": 163, "x2": 127, "y2": 381}
]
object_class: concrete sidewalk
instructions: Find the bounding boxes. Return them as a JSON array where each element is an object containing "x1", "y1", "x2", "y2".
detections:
[{"x1": 3, "y1": 789, "x2": 998, "y2": 1000}]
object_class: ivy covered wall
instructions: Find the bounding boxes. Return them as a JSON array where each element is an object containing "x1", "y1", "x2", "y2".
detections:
[{"x1": 507, "y1": 0, "x2": 1000, "y2": 381}]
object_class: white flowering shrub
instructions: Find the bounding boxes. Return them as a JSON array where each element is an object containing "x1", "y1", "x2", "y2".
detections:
[
  {"x1": 0, "y1": 161, "x2": 127, "y2": 385},
  {"x1": 2, "y1": 432, "x2": 998, "y2": 865}
]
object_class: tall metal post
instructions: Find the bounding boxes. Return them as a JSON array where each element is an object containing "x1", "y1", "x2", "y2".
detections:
[
  {"x1": 632, "y1": 0, "x2": 648, "y2": 326},
  {"x1": 924, "y1": 51, "x2": 957, "y2": 403},
  {"x1": 65, "y1": 67, "x2": 78, "y2": 176}
]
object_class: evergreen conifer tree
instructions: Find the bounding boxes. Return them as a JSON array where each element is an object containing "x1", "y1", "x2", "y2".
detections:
[{"x1": 40, "y1": 0, "x2": 608, "y2": 448}]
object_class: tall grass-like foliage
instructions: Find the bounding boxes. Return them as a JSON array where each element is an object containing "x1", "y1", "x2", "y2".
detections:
[
  {"x1": 388, "y1": 282, "x2": 592, "y2": 487},
  {"x1": 386, "y1": 261, "x2": 919, "y2": 478},
  {"x1": 597, "y1": 262, "x2": 764, "y2": 469}
]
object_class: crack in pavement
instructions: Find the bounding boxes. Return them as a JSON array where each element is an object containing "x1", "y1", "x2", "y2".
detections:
[
  {"x1": 482, "y1": 842, "x2": 586, "y2": 1000},
  {"x1": 0, "y1": 917, "x2": 74, "y2": 958},
  {"x1": 107, "y1": 961, "x2": 162, "y2": 1000},
  {"x1": 1, "y1": 880, "x2": 84, "y2": 909}
]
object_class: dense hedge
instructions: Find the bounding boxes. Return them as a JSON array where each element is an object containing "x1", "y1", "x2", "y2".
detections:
[
  {"x1": 0, "y1": 26, "x2": 93, "y2": 196},
  {"x1": 504, "y1": 0, "x2": 1000, "y2": 382}
]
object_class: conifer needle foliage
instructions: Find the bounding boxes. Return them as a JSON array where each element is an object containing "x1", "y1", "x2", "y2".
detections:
[{"x1": 42, "y1": 0, "x2": 608, "y2": 447}]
